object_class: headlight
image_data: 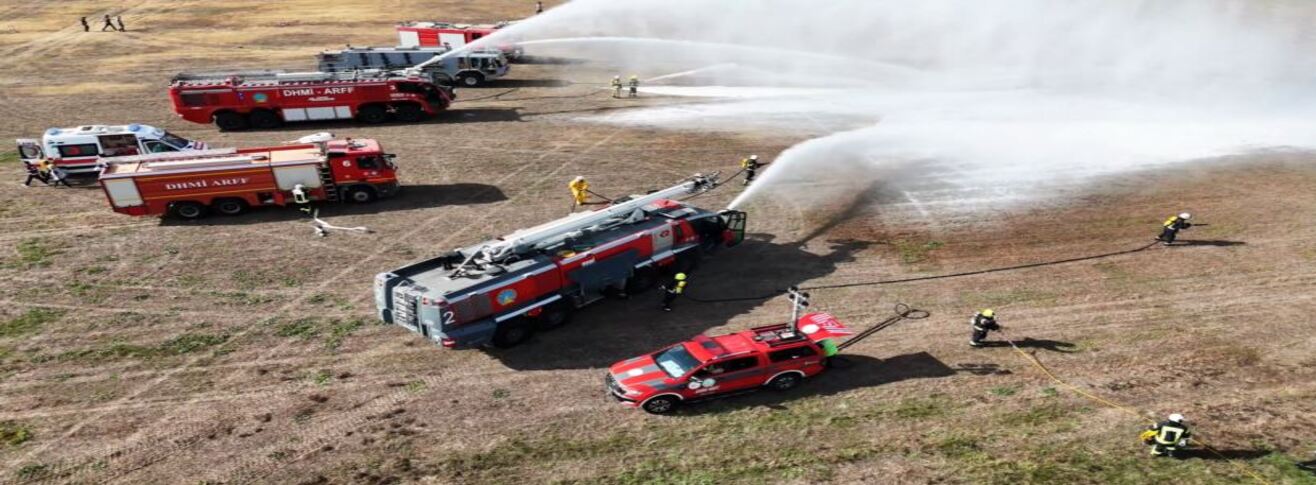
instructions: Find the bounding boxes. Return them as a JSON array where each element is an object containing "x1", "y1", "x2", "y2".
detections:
[{"x1": 625, "y1": 389, "x2": 643, "y2": 396}]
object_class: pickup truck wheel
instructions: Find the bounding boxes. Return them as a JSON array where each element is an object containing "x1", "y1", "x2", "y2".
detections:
[
  {"x1": 642, "y1": 395, "x2": 679, "y2": 414},
  {"x1": 172, "y1": 202, "x2": 206, "y2": 220},
  {"x1": 767, "y1": 373, "x2": 802, "y2": 392},
  {"x1": 492, "y1": 320, "x2": 534, "y2": 348},
  {"x1": 393, "y1": 103, "x2": 425, "y2": 122},
  {"x1": 534, "y1": 303, "x2": 572, "y2": 331},
  {"x1": 346, "y1": 186, "x2": 377, "y2": 203},
  {"x1": 212, "y1": 198, "x2": 247, "y2": 216},
  {"x1": 248, "y1": 110, "x2": 281, "y2": 129},
  {"x1": 213, "y1": 112, "x2": 247, "y2": 131},
  {"x1": 357, "y1": 104, "x2": 388, "y2": 124},
  {"x1": 458, "y1": 73, "x2": 484, "y2": 87}
]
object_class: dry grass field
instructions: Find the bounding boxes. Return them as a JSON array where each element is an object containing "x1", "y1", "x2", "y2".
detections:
[{"x1": 0, "y1": 1, "x2": 1314, "y2": 484}]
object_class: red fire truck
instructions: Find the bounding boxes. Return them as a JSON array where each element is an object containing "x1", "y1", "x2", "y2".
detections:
[
  {"x1": 396, "y1": 21, "x2": 523, "y2": 59},
  {"x1": 607, "y1": 312, "x2": 851, "y2": 414},
  {"x1": 98, "y1": 136, "x2": 399, "y2": 219},
  {"x1": 376, "y1": 174, "x2": 748, "y2": 349},
  {"x1": 169, "y1": 70, "x2": 454, "y2": 131}
]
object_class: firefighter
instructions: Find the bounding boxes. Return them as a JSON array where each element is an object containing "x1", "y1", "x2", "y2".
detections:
[
  {"x1": 741, "y1": 155, "x2": 765, "y2": 186},
  {"x1": 116, "y1": 16, "x2": 125, "y2": 32},
  {"x1": 569, "y1": 176, "x2": 590, "y2": 207},
  {"x1": 660, "y1": 273, "x2": 687, "y2": 312},
  {"x1": 80, "y1": 17, "x2": 90, "y2": 32},
  {"x1": 48, "y1": 165, "x2": 72, "y2": 188},
  {"x1": 1157, "y1": 212, "x2": 1192, "y2": 245},
  {"x1": 628, "y1": 75, "x2": 639, "y2": 98},
  {"x1": 969, "y1": 309, "x2": 999, "y2": 348},
  {"x1": 611, "y1": 75, "x2": 623, "y2": 98},
  {"x1": 22, "y1": 160, "x2": 48, "y2": 187},
  {"x1": 1145, "y1": 414, "x2": 1192, "y2": 458},
  {"x1": 536, "y1": 1, "x2": 544, "y2": 14},
  {"x1": 100, "y1": 14, "x2": 116, "y2": 32}
]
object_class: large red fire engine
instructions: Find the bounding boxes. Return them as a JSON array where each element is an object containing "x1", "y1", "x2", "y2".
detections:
[
  {"x1": 98, "y1": 136, "x2": 399, "y2": 219},
  {"x1": 376, "y1": 174, "x2": 748, "y2": 349},
  {"x1": 607, "y1": 311, "x2": 852, "y2": 414},
  {"x1": 169, "y1": 70, "x2": 454, "y2": 131},
  {"x1": 396, "y1": 21, "x2": 523, "y2": 59}
]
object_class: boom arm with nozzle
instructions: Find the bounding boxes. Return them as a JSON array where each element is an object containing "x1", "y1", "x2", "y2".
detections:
[{"x1": 454, "y1": 173, "x2": 722, "y2": 275}]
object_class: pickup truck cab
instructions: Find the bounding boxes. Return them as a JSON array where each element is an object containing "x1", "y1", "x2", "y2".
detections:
[{"x1": 607, "y1": 313, "x2": 851, "y2": 414}]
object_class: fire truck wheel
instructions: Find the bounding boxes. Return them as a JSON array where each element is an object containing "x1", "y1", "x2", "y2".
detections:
[
  {"x1": 535, "y1": 303, "x2": 572, "y2": 331},
  {"x1": 346, "y1": 186, "x2": 377, "y2": 203},
  {"x1": 625, "y1": 268, "x2": 658, "y2": 294},
  {"x1": 213, "y1": 112, "x2": 248, "y2": 132},
  {"x1": 767, "y1": 373, "x2": 803, "y2": 392},
  {"x1": 212, "y1": 198, "x2": 247, "y2": 216},
  {"x1": 641, "y1": 395, "x2": 680, "y2": 414},
  {"x1": 458, "y1": 73, "x2": 484, "y2": 87},
  {"x1": 248, "y1": 110, "x2": 281, "y2": 129},
  {"x1": 393, "y1": 103, "x2": 425, "y2": 122},
  {"x1": 357, "y1": 104, "x2": 389, "y2": 124},
  {"x1": 172, "y1": 202, "x2": 207, "y2": 220},
  {"x1": 492, "y1": 320, "x2": 535, "y2": 348}
]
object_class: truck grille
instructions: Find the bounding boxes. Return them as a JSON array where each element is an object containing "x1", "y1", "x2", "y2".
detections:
[{"x1": 391, "y1": 287, "x2": 419, "y2": 330}]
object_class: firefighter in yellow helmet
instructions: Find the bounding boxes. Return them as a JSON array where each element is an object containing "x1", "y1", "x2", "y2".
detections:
[
  {"x1": 1157, "y1": 212, "x2": 1193, "y2": 245},
  {"x1": 1144, "y1": 413, "x2": 1192, "y2": 457},
  {"x1": 740, "y1": 154, "x2": 767, "y2": 186},
  {"x1": 661, "y1": 272, "x2": 687, "y2": 312},
  {"x1": 969, "y1": 309, "x2": 999, "y2": 348},
  {"x1": 568, "y1": 176, "x2": 590, "y2": 207},
  {"x1": 628, "y1": 74, "x2": 639, "y2": 98},
  {"x1": 611, "y1": 75, "x2": 623, "y2": 98}
]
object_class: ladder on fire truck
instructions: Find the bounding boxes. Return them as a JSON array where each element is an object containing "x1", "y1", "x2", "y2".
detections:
[{"x1": 452, "y1": 173, "x2": 723, "y2": 276}]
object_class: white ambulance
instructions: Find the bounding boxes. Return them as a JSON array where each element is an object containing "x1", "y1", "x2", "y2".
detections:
[{"x1": 15, "y1": 124, "x2": 208, "y2": 176}]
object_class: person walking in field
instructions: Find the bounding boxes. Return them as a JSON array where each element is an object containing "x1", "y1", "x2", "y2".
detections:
[
  {"x1": 101, "y1": 15, "x2": 117, "y2": 31},
  {"x1": 48, "y1": 165, "x2": 72, "y2": 187},
  {"x1": 969, "y1": 309, "x2": 999, "y2": 348},
  {"x1": 536, "y1": 1, "x2": 544, "y2": 14},
  {"x1": 22, "y1": 160, "x2": 48, "y2": 187},
  {"x1": 116, "y1": 16, "x2": 125, "y2": 32},
  {"x1": 660, "y1": 273, "x2": 687, "y2": 312},
  {"x1": 80, "y1": 17, "x2": 90, "y2": 32}
]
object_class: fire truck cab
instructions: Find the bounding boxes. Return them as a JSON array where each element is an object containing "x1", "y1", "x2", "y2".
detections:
[
  {"x1": 15, "y1": 124, "x2": 207, "y2": 176},
  {"x1": 607, "y1": 313, "x2": 851, "y2": 414}
]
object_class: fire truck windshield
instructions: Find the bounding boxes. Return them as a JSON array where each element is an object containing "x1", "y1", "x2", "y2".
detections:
[
  {"x1": 160, "y1": 132, "x2": 192, "y2": 148},
  {"x1": 654, "y1": 345, "x2": 701, "y2": 378}
]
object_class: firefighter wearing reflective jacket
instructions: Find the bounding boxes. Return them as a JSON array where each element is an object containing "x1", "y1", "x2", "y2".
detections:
[
  {"x1": 1145, "y1": 414, "x2": 1191, "y2": 457},
  {"x1": 740, "y1": 155, "x2": 765, "y2": 186},
  {"x1": 569, "y1": 176, "x2": 590, "y2": 207},
  {"x1": 661, "y1": 273, "x2": 687, "y2": 312},
  {"x1": 969, "y1": 309, "x2": 999, "y2": 348},
  {"x1": 1157, "y1": 212, "x2": 1192, "y2": 245},
  {"x1": 611, "y1": 76, "x2": 623, "y2": 98}
]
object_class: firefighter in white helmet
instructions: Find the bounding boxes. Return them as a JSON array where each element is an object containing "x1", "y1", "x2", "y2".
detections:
[
  {"x1": 740, "y1": 155, "x2": 767, "y2": 186},
  {"x1": 1157, "y1": 212, "x2": 1193, "y2": 245},
  {"x1": 1144, "y1": 414, "x2": 1192, "y2": 457},
  {"x1": 661, "y1": 273, "x2": 687, "y2": 312},
  {"x1": 611, "y1": 75, "x2": 623, "y2": 98},
  {"x1": 969, "y1": 309, "x2": 999, "y2": 348}
]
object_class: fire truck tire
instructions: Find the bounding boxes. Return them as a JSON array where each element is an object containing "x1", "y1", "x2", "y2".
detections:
[
  {"x1": 625, "y1": 268, "x2": 658, "y2": 294},
  {"x1": 641, "y1": 395, "x2": 680, "y2": 414},
  {"x1": 393, "y1": 103, "x2": 425, "y2": 122},
  {"x1": 458, "y1": 73, "x2": 484, "y2": 87},
  {"x1": 492, "y1": 320, "x2": 535, "y2": 348},
  {"x1": 212, "y1": 198, "x2": 248, "y2": 216},
  {"x1": 171, "y1": 202, "x2": 207, "y2": 220},
  {"x1": 213, "y1": 112, "x2": 248, "y2": 132},
  {"x1": 534, "y1": 303, "x2": 572, "y2": 330},
  {"x1": 345, "y1": 186, "x2": 378, "y2": 203},
  {"x1": 357, "y1": 104, "x2": 389, "y2": 124},
  {"x1": 767, "y1": 372, "x2": 803, "y2": 392},
  {"x1": 248, "y1": 109, "x2": 281, "y2": 129}
]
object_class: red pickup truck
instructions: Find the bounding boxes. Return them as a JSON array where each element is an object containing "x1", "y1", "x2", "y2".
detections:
[{"x1": 607, "y1": 313, "x2": 851, "y2": 414}]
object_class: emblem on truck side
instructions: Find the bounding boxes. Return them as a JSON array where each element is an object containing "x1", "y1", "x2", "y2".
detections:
[{"x1": 496, "y1": 289, "x2": 518, "y2": 305}]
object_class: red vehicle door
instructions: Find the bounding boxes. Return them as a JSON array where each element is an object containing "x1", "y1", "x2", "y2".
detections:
[{"x1": 684, "y1": 355, "x2": 767, "y2": 398}]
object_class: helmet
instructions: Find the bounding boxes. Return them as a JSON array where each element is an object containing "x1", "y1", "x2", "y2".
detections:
[
  {"x1": 572, "y1": 175, "x2": 585, "y2": 182},
  {"x1": 630, "y1": 74, "x2": 638, "y2": 79},
  {"x1": 981, "y1": 309, "x2": 995, "y2": 318},
  {"x1": 1178, "y1": 212, "x2": 1191, "y2": 220},
  {"x1": 674, "y1": 273, "x2": 687, "y2": 281},
  {"x1": 614, "y1": 75, "x2": 620, "y2": 79},
  {"x1": 750, "y1": 155, "x2": 759, "y2": 160},
  {"x1": 1169, "y1": 413, "x2": 1184, "y2": 423}
]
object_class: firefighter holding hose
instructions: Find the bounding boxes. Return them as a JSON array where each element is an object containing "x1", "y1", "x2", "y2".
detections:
[
  {"x1": 628, "y1": 75, "x2": 640, "y2": 98},
  {"x1": 661, "y1": 273, "x2": 687, "y2": 312},
  {"x1": 969, "y1": 309, "x2": 999, "y2": 348},
  {"x1": 1143, "y1": 413, "x2": 1192, "y2": 457},
  {"x1": 1157, "y1": 212, "x2": 1193, "y2": 245},
  {"x1": 569, "y1": 176, "x2": 590, "y2": 207},
  {"x1": 741, "y1": 155, "x2": 767, "y2": 186}
]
